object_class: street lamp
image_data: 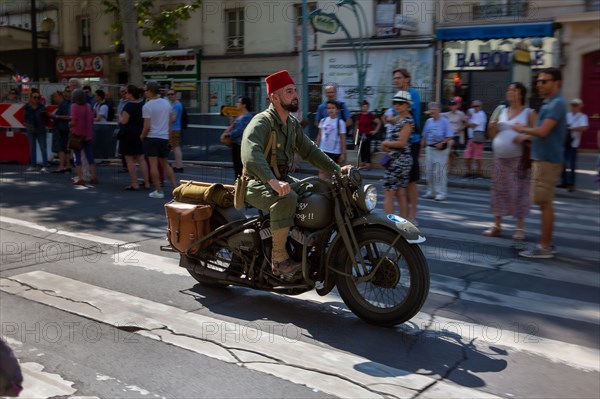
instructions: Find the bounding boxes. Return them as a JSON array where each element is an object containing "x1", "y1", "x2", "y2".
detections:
[{"x1": 309, "y1": 0, "x2": 369, "y2": 107}]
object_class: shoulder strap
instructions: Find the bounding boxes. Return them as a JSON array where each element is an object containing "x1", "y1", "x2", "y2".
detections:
[
  {"x1": 262, "y1": 111, "x2": 280, "y2": 179},
  {"x1": 242, "y1": 111, "x2": 280, "y2": 179}
]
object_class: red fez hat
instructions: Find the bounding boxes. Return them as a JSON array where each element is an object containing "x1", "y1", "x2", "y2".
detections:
[{"x1": 265, "y1": 70, "x2": 294, "y2": 94}]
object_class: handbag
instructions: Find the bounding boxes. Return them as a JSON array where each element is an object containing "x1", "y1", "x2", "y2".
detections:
[
  {"x1": 233, "y1": 174, "x2": 249, "y2": 210},
  {"x1": 67, "y1": 133, "x2": 85, "y2": 150},
  {"x1": 379, "y1": 154, "x2": 393, "y2": 169}
]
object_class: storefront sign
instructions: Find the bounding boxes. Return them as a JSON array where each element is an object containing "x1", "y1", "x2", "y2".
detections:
[
  {"x1": 56, "y1": 55, "x2": 104, "y2": 79},
  {"x1": 455, "y1": 50, "x2": 545, "y2": 68},
  {"x1": 142, "y1": 53, "x2": 198, "y2": 80}
]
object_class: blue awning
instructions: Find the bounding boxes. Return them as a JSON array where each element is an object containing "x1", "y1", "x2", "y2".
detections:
[{"x1": 436, "y1": 21, "x2": 554, "y2": 41}]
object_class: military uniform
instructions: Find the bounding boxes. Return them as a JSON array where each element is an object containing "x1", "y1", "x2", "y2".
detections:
[{"x1": 241, "y1": 104, "x2": 339, "y2": 230}]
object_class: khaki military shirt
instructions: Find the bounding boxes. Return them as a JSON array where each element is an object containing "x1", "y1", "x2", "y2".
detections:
[{"x1": 241, "y1": 105, "x2": 339, "y2": 183}]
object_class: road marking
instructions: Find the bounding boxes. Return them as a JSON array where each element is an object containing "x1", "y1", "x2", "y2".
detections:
[
  {"x1": 115, "y1": 249, "x2": 599, "y2": 323},
  {"x1": 293, "y1": 290, "x2": 600, "y2": 373},
  {"x1": 4, "y1": 216, "x2": 599, "y2": 321},
  {"x1": 4, "y1": 217, "x2": 600, "y2": 367},
  {"x1": 1, "y1": 271, "x2": 502, "y2": 399},
  {"x1": 0, "y1": 216, "x2": 133, "y2": 247}
]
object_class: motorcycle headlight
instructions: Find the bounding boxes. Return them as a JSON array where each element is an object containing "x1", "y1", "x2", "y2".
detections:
[{"x1": 356, "y1": 184, "x2": 377, "y2": 212}]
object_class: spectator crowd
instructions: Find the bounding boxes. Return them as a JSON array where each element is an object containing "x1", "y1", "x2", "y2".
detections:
[{"x1": 2, "y1": 67, "x2": 595, "y2": 259}]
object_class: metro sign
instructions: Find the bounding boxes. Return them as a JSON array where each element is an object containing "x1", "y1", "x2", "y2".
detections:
[{"x1": 0, "y1": 104, "x2": 25, "y2": 128}]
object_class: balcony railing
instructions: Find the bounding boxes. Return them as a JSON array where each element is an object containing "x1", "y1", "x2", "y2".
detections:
[
  {"x1": 472, "y1": 2, "x2": 529, "y2": 20},
  {"x1": 226, "y1": 36, "x2": 244, "y2": 54}
]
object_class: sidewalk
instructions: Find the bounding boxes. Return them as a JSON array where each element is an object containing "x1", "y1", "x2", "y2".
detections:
[{"x1": 296, "y1": 149, "x2": 600, "y2": 201}]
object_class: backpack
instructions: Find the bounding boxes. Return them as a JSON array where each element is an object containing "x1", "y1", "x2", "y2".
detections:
[
  {"x1": 181, "y1": 106, "x2": 189, "y2": 129},
  {"x1": 106, "y1": 102, "x2": 115, "y2": 122}
]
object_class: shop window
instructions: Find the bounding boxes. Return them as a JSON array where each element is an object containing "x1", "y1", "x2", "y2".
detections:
[
  {"x1": 473, "y1": 0, "x2": 528, "y2": 20},
  {"x1": 79, "y1": 17, "x2": 91, "y2": 53},
  {"x1": 375, "y1": 1, "x2": 402, "y2": 38},
  {"x1": 226, "y1": 9, "x2": 244, "y2": 54},
  {"x1": 376, "y1": 0, "x2": 402, "y2": 14}
]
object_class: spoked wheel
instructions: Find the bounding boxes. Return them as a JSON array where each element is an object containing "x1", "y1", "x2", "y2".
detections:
[{"x1": 335, "y1": 227, "x2": 430, "y2": 326}]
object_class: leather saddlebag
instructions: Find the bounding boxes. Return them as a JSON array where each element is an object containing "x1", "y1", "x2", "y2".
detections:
[{"x1": 165, "y1": 200, "x2": 213, "y2": 254}]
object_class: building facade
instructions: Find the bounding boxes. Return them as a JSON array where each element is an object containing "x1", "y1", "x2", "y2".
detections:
[
  {"x1": 1, "y1": 0, "x2": 598, "y2": 147},
  {"x1": 435, "y1": 0, "x2": 599, "y2": 148}
]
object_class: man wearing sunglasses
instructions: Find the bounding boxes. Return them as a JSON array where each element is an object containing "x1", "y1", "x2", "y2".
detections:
[
  {"x1": 23, "y1": 89, "x2": 51, "y2": 172},
  {"x1": 513, "y1": 67, "x2": 567, "y2": 259}
]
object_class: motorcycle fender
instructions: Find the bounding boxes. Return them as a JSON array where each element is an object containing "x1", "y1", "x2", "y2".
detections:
[
  {"x1": 350, "y1": 213, "x2": 426, "y2": 244},
  {"x1": 325, "y1": 213, "x2": 425, "y2": 274}
]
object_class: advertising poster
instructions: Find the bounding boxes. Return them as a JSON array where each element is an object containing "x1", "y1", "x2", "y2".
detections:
[{"x1": 322, "y1": 47, "x2": 434, "y2": 111}]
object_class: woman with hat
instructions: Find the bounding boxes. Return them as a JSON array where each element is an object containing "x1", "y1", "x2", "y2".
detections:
[{"x1": 381, "y1": 90, "x2": 414, "y2": 219}]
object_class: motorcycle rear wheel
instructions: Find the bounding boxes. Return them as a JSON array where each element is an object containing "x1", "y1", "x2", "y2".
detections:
[
  {"x1": 180, "y1": 254, "x2": 230, "y2": 288},
  {"x1": 335, "y1": 227, "x2": 429, "y2": 326},
  {"x1": 179, "y1": 212, "x2": 238, "y2": 288}
]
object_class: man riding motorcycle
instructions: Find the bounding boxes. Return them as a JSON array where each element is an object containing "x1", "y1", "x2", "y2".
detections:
[{"x1": 241, "y1": 70, "x2": 347, "y2": 276}]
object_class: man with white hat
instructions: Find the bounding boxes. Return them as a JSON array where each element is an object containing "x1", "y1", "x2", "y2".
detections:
[
  {"x1": 557, "y1": 98, "x2": 588, "y2": 191},
  {"x1": 241, "y1": 70, "x2": 345, "y2": 277}
]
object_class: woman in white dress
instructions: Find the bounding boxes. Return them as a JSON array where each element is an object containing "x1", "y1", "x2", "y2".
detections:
[{"x1": 483, "y1": 82, "x2": 537, "y2": 240}]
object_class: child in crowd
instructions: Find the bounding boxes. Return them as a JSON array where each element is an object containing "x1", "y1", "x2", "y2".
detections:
[{"x1": 316, "y1": 100, "x2": 346, "y2": 180}]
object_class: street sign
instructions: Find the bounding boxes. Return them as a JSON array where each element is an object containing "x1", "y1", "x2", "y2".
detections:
[
  {"x1": 0, "y1": 104, "x2": 58, "y2": 128},
  {"x1": 310, "y1": 12, "x2": 340, "y2": 35},
  {"x1": 0, "y1": 104, "x2": 25, "y2": 128}
]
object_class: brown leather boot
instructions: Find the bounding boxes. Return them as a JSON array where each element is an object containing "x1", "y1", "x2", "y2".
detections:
[
  {"x1": 272, "y1": 258, "x2": 301, "y2": 276},
  {"x1": 271, "y1": 227, "x2": 301, "y2": 276}
]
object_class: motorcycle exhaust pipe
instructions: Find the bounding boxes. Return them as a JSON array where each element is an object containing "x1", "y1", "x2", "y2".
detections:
[{"x1": 189, "y1": 264, "x2": 251, "y2": 286}]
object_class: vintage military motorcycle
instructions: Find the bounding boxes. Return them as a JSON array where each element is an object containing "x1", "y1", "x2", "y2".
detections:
[{"x1": 162, "y1": 167, "x2": 429, "y2": 326}]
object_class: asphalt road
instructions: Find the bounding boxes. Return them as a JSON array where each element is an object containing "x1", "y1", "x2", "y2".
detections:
[{"x1": 1, "y1": 162, "x2": 599, "y2": 399}]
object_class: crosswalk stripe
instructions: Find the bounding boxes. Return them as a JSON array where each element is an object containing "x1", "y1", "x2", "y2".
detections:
[
  {"x1": 418, "y1": 204, "x2": 600, "y2": 235},
  {"x1": 0, "y1": 216, "x2": 133, "y2": 247},
  {"x1": 431, "y1": 275, "x2": 599, "y2": 324},
  {"x1": 2, "y1": 339, "x2": 78, "y2": 398},
  {"x1": 4, "y1": 215, "x2": 599, "y2": 320},
  {"x1": 421, "y1": 226, "x2": 600, "y2": 260},
  {"x1": 293, "y1": 291, "x2": 600, "y2": 373},
  {"x1": 114, "y1": 249, "x2": 599, "y2": 324},
  {"x1": 1, "y1": 271, "x2": 503, "y2": 399}
]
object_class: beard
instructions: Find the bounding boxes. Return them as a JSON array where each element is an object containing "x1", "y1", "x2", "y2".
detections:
[{"x1": 281, "y1": 98, "x2": 299, "y2": 112}]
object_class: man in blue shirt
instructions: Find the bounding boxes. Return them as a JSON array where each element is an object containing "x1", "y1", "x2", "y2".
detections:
[
  {"x1": 420, "y1": 102, "x2": 455, "y2": 202},
  {"x1": 314, "y1": 83, "x2": 352, "y2": 129},
  {"x1": 167, "y1": 88, "x2": 184, "y2": 172},
  {"x1": 514, "y1": 67, "x2": 567, "y2": 259}
]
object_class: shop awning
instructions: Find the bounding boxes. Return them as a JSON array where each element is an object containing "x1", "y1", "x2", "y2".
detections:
[{"x1": 436, "y1": 21, "x2": 554, "y2": 41}]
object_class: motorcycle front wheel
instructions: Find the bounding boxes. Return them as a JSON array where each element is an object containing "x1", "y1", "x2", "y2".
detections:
[{"x1": 335, "y1": 227, "x2": 430, "y2": 326}]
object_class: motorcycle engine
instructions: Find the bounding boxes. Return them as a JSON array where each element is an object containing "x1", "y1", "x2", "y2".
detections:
[
  {"x1": 295, "y1": 191, "x2": 333, "y2": 229},
  {"x1": 227, "y1": 228, "x2": 260, "y2": 252}
]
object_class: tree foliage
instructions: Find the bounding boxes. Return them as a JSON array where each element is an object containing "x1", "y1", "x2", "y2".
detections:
[{"x1": 101, "y1": 0, "x2": 202, "y2": 49}]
